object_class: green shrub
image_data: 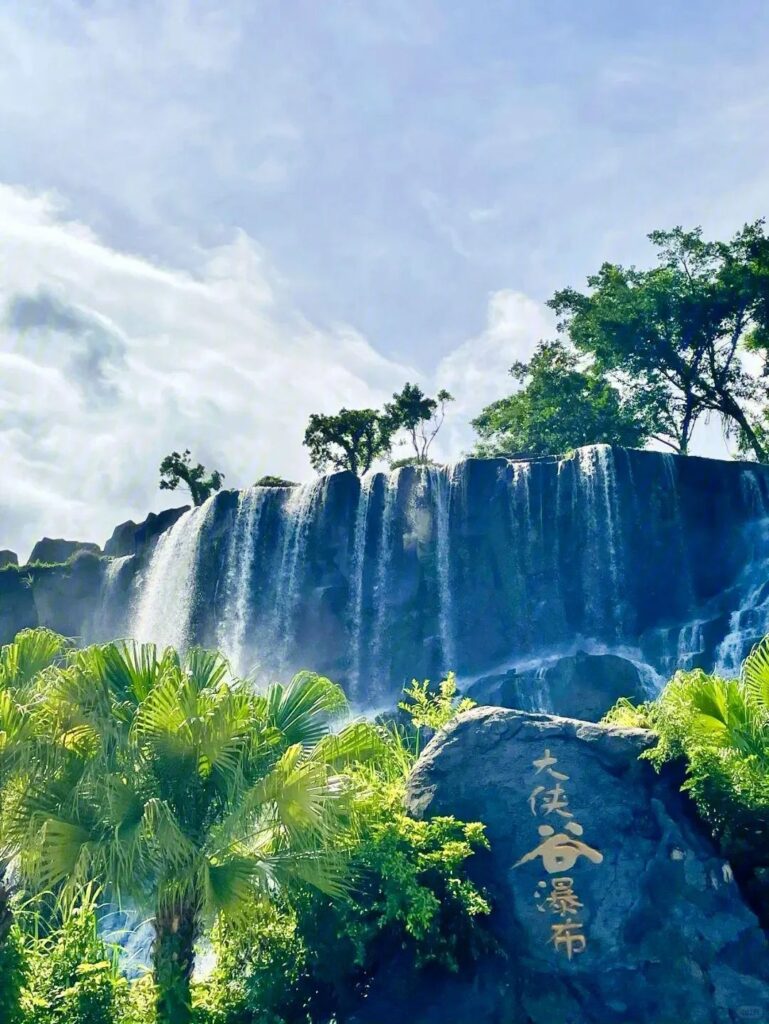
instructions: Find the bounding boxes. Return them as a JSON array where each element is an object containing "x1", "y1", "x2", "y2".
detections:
[
  {"x1": 0, "y1": 923, "x2": 26, "y2": 1024},
  {"x1": 603, "y1": 641, "x2": 769, "y2": 926},
  {"x1": 20, "y1": 892, "x2": 127, "y2": 1024},
  {"x1": 254, "y1": 476, "x2": 297, "y2": 488},
  {"x1": 201, "y1": 756, "x2": 491, "y2": 1024}
]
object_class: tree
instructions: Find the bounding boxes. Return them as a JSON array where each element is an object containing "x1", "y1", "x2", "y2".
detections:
[
  {"x1": 303, "y1": 409, "x2": 393, "y2": 475},
  {"x1": 10, "y1": 641, "x2": 369, "y2": 1024},
  {"x1": 385, "y1": 383, "x2": 454, "y2": 464},
  {"x1": 159, "y1": 450, "x2": 225, "y2": 506},
  {"x1": 550, "y1": 222, "x2": 769, "y2": 459},
  {"x1": 472, "y1": 340, "x2": 650, "y2": 458},
  {"x1": 0, "y1": 630, "x2": 68, "y2": 956}
]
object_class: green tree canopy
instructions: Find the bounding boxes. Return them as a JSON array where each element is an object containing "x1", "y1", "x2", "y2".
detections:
[
  {"x1": 550, "y1": 222, "x2": 769, "y2": 459},
  {"x1": 8, "y1": 641, "x2": 370, "y2": 1024},
  {"x1": 303, "y1": 409, "x2": 393, "y2": 475},
  {"x1": 159, "y1": 450, "x2": 225, "y2": 506},
  {"x1": 472, "y1": 340, "x2": 650, "y2": 458},
  {"x1": 385, "y1": 383, "x2": 454, "y2": 464}
]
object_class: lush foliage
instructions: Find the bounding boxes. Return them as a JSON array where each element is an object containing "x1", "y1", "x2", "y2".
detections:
[
  {"x1": 604, "y1": 636, "x2": 769, "y2": 924},
  {"x1": 551, "y1": 222, "x2": 769, "y2": 459},
  {"x1": 303, "y1": 408, "x2": 394, "y2": 475},
  {"x1": 201, "y1": 782, "x2": 489, "y2": 1024},
  {"x1": 19, "y1": 889, "x2": 126, "y2": 1024},
  {"x1": 199, "y1": 682, "x2": 488, "y2": 1024},
  {"x1": 159, "y1": 450, "x2": 225, "y2": 506},
  {"x1": 254, "y1": 476, "x2": 297, "y2": 488},
  {"x1": 0, "y1": 632, "x2": 488, "y2": 1024},
  {"x1": 399, "y1": 671, "x2": 476, "y2": 731},
  {"x1": 472, "y1": 339, "x2": 650, "y2": 457},
  {"x1": 384, "y1": 382, "x2": 454, "y2": 466},
  {"x1": 303, "y1": 382, "x2": 455, "y2": 477}
]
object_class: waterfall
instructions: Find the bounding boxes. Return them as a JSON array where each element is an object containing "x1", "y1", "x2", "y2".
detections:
[
  {"x1": 269, "y1": 478, "x2": 327, "y2": 671},
  {"x1": 661, "y1": 452, "x2": 693, "y2": 605},
  {"x1": 90, "y1": 554, "x2": 133, "y2": 642},
  {"x1": 76, "y1": 447, "x2": 769, "y2": 710},
  {"x1": 596, "y1": 445, "x2": 623, "y2": 625},
  {"x1": 130, "y1": 497, "x2": 216, "y2": 652},
  {"x1": 371, "y1": 469, "x2": 402, "y2": 684},
  {"x1": 714, "y1": 469, "x2": 769, "y2": 676},
  {"x1": 577, "y1": 446, "x2": 617, "y2": 634},
  {"x1": 349, "y1": 474, "x2": 376, "y2": 699},
  {"x1": 508, "y1": 461, "x2": 532, "y2": 643},
  {"x1": 218, "y1": 487, "x2": 267, "y2": 675},
  {"x1": 431, "y1": 464, "x2": 457, "y2": 673}
]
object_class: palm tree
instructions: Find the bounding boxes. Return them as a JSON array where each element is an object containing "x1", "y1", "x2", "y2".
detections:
[
  {"x1": 10, "y1": 640, "x2": 374, "y2": 1024},
  {"x1": 0, "y1": 629, "x2": 69, "y2": 950}
]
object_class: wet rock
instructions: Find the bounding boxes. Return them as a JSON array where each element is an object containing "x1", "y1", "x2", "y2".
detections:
[{"x1": 469, "y1": 651, "x2": 648, "y2": 722}]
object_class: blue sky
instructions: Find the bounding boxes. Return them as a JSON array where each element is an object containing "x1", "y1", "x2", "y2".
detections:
[{"x1": 2, "y1": 1, "x2": 769, "y2": 556}]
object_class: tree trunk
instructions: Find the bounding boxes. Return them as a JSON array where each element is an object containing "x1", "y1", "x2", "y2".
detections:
[
  {"x1": 720, "y1": 396, "x2": 768, "y2": 462},
  {"x1": 153, "y1": 903, "x2": 198, "y2": 1024}
]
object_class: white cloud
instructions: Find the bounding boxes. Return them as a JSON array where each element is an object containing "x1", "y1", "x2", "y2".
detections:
[
  {"x1": 432, "y1": 289, "x2": 555, "y2": 458},
  {"x1": 0, "y1": 184, "x2": 419, "y2": 559},
  {"x1": 0, "y1": 183, "x2": 563, "y2": 560}
]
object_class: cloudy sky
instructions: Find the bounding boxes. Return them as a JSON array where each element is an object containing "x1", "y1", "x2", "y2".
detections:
[{"x1": 2, "y1": 1, "x2": 769, "y2": 558}]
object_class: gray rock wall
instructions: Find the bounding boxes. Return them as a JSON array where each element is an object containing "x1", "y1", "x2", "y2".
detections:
[{"x1": 3, "y1": 446, "x2": 769, "y2": 721}]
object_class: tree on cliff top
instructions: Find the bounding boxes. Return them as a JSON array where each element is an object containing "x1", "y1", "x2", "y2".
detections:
[
  {"x1": 550, "y1": 221, "x2": 769, "y2": 459},
  {"x1": 384, "y1": 383, "x2": 454, "y2": 465},
  {"x1": 472, "y1": 340, "x2": 651, "y2": 457},
  {"x1": 159, "y1": 449, "x2": 225, "y2": 505},
  {"x1": 303, "y1": 408, "x2": 394, "y2": 475}
]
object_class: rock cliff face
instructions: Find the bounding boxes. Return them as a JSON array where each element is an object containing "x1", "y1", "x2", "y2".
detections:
[
  {"x1": 354, "y1": 707, "x2": 769, "y2": 1024},
  {"x1": 2, "y1": 446, "x2": 769, "y2": 715}
]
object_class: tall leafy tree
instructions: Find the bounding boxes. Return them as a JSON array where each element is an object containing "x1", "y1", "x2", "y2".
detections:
[
  {"x1": 304, "y1": 409, "x2": 393, "y2": 475},
  {"x1": 472, "y1": 340, "x2": 650, "y2": 457},
  {"x1": 550, "y1": 222, "x2": 769, "y2": 459},
  {"x1": 159, "y1": 449, "x2": 225, "y2": 506},
  {"x1": 10, "y1": 641, "x2": 371, "y2": 1024},
  {"x1": 385, "y1": 383, "x2": 454, "y2": 464}
]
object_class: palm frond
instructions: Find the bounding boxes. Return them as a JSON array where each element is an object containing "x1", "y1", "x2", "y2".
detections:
[
  {"x1": 266, "y1": 672, "x2": 348, "y2": 749},
  {"x1": 743, "y1": 636, "x2": 769, "y2": 713},
  {"x1": 312, "y1": 721, "x2": 390, "y2": 770},
  {"x1": 183, "y1": 647, "x2": 230, "y2": 691},
  {"x1": 0, "y1": 628, "x2": 69, "y2": 692}
]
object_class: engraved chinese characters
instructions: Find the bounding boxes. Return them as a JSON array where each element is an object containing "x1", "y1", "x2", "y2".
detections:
[{"x1": 514, "y1": 748, "x2": 603, "y2": 959}]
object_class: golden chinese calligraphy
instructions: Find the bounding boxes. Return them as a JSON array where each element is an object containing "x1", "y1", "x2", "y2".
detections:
[{"x1": 514, "y1": 747, "x2": 603, "y2": 959}]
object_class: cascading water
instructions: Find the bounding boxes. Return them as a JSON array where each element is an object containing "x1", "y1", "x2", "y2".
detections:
[
  {"x1": 130, "y1": 497, "x2": 216, "y2": 651},
  {"x1": 577, "y1": 446, "x2": 621, "y2": 634},
  {"x1": 90, "y1": 554, "x2": 133, "y2": 642},
  {"x1": 348, "y1": 474, "x2": 376, "y2": 699},
  {"x1": 371, "y1": 468, "x2": 402, "y2": 686},
  {"x1": 269, "y1": 478, "x2": 327, "y2": 672},
  {"x1": 103, "y1": 446, "x2": 769, "y2": 712},
  {"x1": 217, "y1": 487, "x2": 267, "y2": 675},
  {"x1": 431, "y1": 464, "x2": 457, "y2": 674},
  {"x1": 714, "y1": 468, "x2": 769, "y2": 676}
]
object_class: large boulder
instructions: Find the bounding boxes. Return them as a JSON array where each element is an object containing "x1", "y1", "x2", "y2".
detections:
[
  {"x1": 28, "y1": 537, "x2": 101, "y2": 565},
  {"x1": 360, "y1": 707, "x2": 769, "y2": 1024},
  {"x1": 469, "y1": 650, "x2": 650, "y2": 721},
  {"x1": 0, "y1": 550, "x2": 18, "y2": 569}
]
